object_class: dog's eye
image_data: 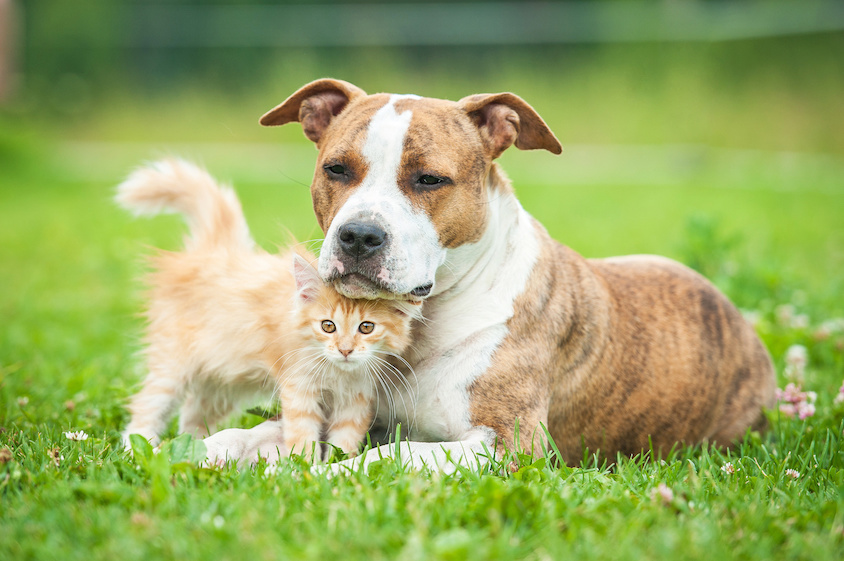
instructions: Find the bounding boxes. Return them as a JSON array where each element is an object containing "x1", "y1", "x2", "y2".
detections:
[
  {"x1": 418, "y1": 175, "x2": 445, "y2": 187},
  {"x1": 358, "y1": 321, "x2": 375, "y2": 334},
  {"x1": 321, "y1": 320, "x2": 336, "y2": 333},
  {"x1": 324, "y1": 164, "x2": 347, "y2": 177}
]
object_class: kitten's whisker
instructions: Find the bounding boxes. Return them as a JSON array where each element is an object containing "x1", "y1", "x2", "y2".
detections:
[
  {"x1": 367, "y1": 360, "x2": 399, "y2": 424},
  {"x1": 303, "y1": 358, "x2": 329, "y2": 399},
  {"x1": 368, "y1": 349, "x2": 419, "y2": 391},
  {"x1": 364, "y1": 371, "x2": 381, "y2": 435},
  {"x1": 369, "y1": 357, "x2": 416, "y2": 433},
  {"x1": 362, "y1": 364, "x2": 384, "y2": 433},
  {"x1": 265, "y1": 348, "x2": 322, "y2": 389},
  {"x1": 368, "y1": 349, "x2": 413, "y2": 371},
  {"x1": 292, "y1": 237, "x2": 325, "y2": 248},
  {"x1": 271, "y1": 346, "x2": 323, "y2": 375},
  {"x1": 275, "y1": 349, "x2": 324, "y2": 381},
  {"x1": 369, "y1": 353, "x2": 418, "y2": 399}
]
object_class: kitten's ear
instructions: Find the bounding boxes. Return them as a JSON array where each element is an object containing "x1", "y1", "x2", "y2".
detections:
[{"x1": 292, "y1": 254, "x2": 322, "y2": 302}]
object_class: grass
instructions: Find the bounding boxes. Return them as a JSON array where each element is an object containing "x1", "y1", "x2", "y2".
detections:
[{"x1": 2, "y1": 49, "x2": 844, "y2": 557}]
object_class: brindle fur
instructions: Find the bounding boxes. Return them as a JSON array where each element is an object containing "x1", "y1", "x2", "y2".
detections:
[{"x1": 469, "y1": 205, "x2": 776, "y2": 462}]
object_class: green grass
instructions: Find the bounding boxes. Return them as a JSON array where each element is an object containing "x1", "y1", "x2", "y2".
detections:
[{"x1": 2, "y1": 61, "x2": 844, "y2": 558}]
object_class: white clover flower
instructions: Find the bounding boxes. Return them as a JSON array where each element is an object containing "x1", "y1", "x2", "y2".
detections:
[
  {"x1": 785, "y1": 469, "x2": 800, "y2": 479},
  {"x1": 64, "y1": 430, "x2": 89, "y2": 441},
  {"x1": 791, "y1": 314, "x2": 810, "y2": 330},
  {"x1": 775, "y1": 304, "x2": 795, "y2": 326},
  {"x1": 784, "y1": 345, "x2": 808, "y2": 382},
  {"x1": 834, "y1": 381, "x2": 844, "y2": 406},
  {"x1": 721, "y1": 462, "x2": 737, "y2": 475},
  {"x1": 651, "y1": 483, "x2": 674, "y2": 505},
  {"x1": 785, "y1": 345, "x2": 808, "y2": 368},
  {"x1": 812, "y1": 318, "x2": 843, "y2": 340}
]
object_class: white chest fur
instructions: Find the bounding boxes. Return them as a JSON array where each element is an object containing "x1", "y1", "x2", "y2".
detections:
[{"x1": 375, "y1": 188, "x2": 540, "y2": 441}]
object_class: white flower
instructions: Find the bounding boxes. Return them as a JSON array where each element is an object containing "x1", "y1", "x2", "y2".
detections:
[
  {"x1": 721, "y1": 462, "x2": 737, "y2": 475},
  {"x1": 785, "y1": 469, "x2": 800, "y2": 479},
  {"x1": 785, "y1": 345, "x2": 808, "y2": 368},
  {"x1": 791, "y1": 314, "x2": 810, "y2": 330},
  {"x1": 652, "y1": 483, "x2": 674, "y2": 505},
  {"x1": 820, "y1": 318, "x2": 844, "y2": 334},
  {"x1": 784, "y1": 345, "x2": 808, "y2": 382},
  {"x1": 775, "y1": 304, "x2": 795, "y2": 326},
  {"x1": 812, "y1": 318, "x2": 843, "y2": 340},
  {"x1": 64, "y1": 430, "x2": 89, "y2": 441},
  {"x1": 17, "y1": 396, "x2": 29, "y2": 407}
]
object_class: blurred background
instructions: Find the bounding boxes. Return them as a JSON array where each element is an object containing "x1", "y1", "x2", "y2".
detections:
[
  {"x1": 1, "y1": 0, "x2": 843, "y2": 455},
  {"x1": 1, "y1": 0, "x2": 843, "y2": 318}
]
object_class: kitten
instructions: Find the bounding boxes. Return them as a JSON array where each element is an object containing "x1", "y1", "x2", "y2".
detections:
[
  {"x1": 285, "y1": 261, "x2": 418, "y2": 459},
  {"x1": 117, "y1": 159, "x2": 418, "y2": 460}
]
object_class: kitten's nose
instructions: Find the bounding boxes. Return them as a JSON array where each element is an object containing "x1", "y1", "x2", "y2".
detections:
[{"x1": 339, "y1": 349, "x2": 353, "y2": 358}]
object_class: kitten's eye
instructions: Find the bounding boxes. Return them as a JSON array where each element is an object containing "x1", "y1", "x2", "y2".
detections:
[
  {"x1": 321, "y1": 320, "x2": 336, "y2": 333},
  {"x1": 358, "y1": 322, "x2": 375, "y2": 334}
]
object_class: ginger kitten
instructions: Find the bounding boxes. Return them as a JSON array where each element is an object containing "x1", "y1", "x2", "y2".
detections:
[{"x1": 117, "y1": 159, "x2": 418, "y2": 460}]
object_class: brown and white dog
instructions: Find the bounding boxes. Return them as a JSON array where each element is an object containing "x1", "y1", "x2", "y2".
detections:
[{"x1": 202, "y1": 79, "x2": 776, "y2": 470}]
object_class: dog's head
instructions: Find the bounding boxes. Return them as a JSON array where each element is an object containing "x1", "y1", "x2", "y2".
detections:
[{"x1": 261, "y1": 79, "x2": 561, "y2": 300}]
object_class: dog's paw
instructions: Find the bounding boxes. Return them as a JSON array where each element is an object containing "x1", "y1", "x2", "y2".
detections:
[{"x1": 201, "y1": 425, "x2": 288, "y2": 469}]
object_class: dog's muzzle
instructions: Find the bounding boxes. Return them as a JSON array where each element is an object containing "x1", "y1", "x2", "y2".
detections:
[{"x1": 323, "y1": 215, "x2": 439, "y2": 301}]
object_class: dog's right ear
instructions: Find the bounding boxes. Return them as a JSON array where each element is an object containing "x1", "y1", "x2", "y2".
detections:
[
  {"x1": 260, "y1": 79, "x2": 367, "y2": 143},
  {"x1": 292, "y1": 253, "x2": 322, "y2": 302},
  {"x1": 458, "y1": 92, "x2": 562, "y2": 159}
]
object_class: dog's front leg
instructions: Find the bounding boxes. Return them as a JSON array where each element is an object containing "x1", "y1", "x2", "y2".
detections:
[
  {"x1": 322, "y1": 427, "x2": 498, "y2": 476},
  {"x1": 202, "y1": 418, "x2": 287, "y2": 466}
]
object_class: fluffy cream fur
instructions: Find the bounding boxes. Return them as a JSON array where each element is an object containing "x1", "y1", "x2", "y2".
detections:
[{"x1": 118, "y1": 159, "x2": 418, "y2": 460}]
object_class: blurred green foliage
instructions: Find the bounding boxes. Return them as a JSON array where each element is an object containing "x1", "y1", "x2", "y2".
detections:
[{"x1": 5, "y1": 1, "x2": 843, "y2": 155}]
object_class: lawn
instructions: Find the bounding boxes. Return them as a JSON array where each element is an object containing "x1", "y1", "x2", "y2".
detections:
[{"x1": 2, "y1": 46, "x2": 844, "y2": 558}]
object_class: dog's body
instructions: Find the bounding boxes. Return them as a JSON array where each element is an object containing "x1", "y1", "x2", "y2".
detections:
[{"x1": 202, "y1": 80, "x2": 776, "y2": 468}]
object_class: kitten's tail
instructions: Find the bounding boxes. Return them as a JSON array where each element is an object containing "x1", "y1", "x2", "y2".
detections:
[{"x1": 116, "y1": 158, "x2": 254, "y2": 251}]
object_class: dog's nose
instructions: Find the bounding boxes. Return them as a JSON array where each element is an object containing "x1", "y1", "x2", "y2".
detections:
[
  {"x1": 338, "y1": 222, "x2": 386, "y2": 260},
  {"x1": 410, "y1": 283, "x2": 433, "y2": 298}
]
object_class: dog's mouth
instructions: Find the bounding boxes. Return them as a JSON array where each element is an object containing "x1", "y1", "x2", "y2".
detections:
[
  {"x1": 332, "y1": 273, "x2": 387, "y2": 299},
  {"x1": 331, "y1": 273, "x2": 433, "y2": 302}
]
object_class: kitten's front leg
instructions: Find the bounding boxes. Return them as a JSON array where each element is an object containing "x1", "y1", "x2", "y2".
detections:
[
  {"x1": 326, "y1": 392, "x2": 374, "y2": 458},
  {"x1": 280, "y1": 384, "x2": 325, "y2": 462}
]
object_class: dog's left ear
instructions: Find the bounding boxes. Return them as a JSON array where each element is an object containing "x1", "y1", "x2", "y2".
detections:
[
  {"x1": 260, "y1": 79, "x2": 367, "y2": 143},
  {"x1": 458, "y1": 93, "x2": 562, "y2": 159}
]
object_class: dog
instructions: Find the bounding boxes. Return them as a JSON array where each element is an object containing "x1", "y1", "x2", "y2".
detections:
[{"x1": 202, "y1": 79, "x2": 776, "y2": 470}]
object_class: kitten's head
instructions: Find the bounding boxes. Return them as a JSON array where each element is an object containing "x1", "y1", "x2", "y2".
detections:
[{"x1": 292, "y1": 254, "x2": 420, "y2": 372}]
